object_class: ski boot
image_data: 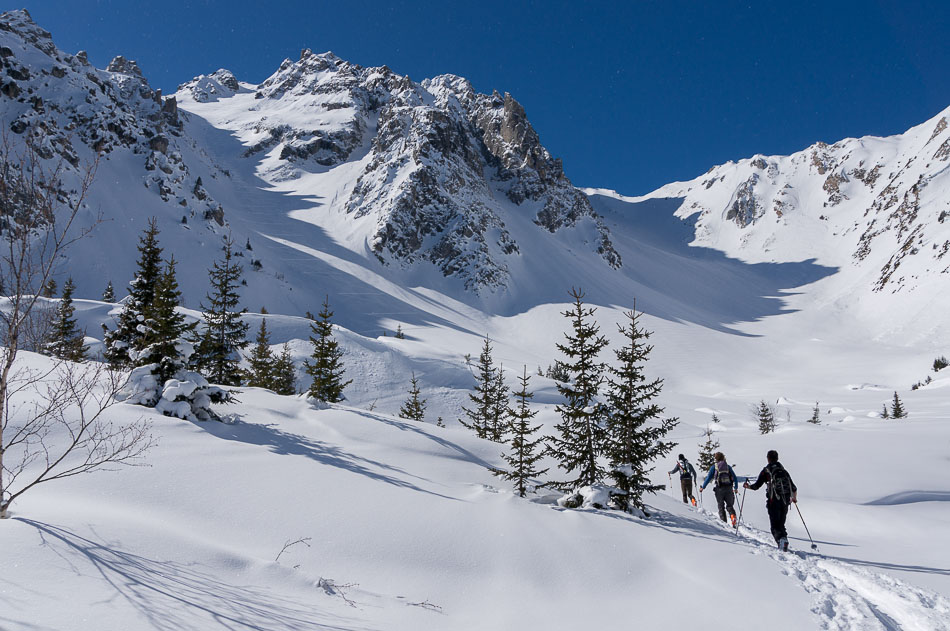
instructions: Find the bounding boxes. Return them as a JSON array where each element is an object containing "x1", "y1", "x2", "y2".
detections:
[
  {"x1": 690, "y1": 497, "x2": 697, "y2": 507},
  {"x1": 778, "y1": 537, "x2": 789, "y2": 552},
  {"x1": 730, "y1": 514, "x2": 737, "y2": 528}
]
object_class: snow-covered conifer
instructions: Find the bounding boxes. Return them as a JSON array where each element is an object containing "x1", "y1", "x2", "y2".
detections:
[
  {"x1": 194, "y1": 236, "x2": 249, "y2": 385},
  {"x1": 246, "y1": 319, "x2": 275, "y2": 389},
  {"x1": 304, "y1": 296, "x2": 351, "y2": 402},
  {"x1": 756, "y1": 400, "x2": 776, "y2": 434},
  {"x1": 102, "y1": 280, "x2": 115, "y2": 303},
  {"x1": 697, "y1": 425, "x2": 719, "y2": 472},
  {"x1": 103, "y1": 219, "x2": 164, "y2": 367},
  {"x1": 138, "y1": 257, "x2": 195, "y2": 383},
  {"x1": 890, "y1": 391, "x2": 907, "y2": 418},
  {"x1": 271, "y1": 343, "x2": 298, "y2": 396},
  {"x1": 808, "y1": 402, "x2": 821, "y2": 424},
  {"x1": 461, "y1": 338, "x2": 508, "y2": 441},
  {"x1": 399, "y1": 372, "x2": 426, "y2": 422},
  {"x1": 603, "y1": 307, "x2": 677, "y2": 510},
  {"x1": 47, "y1": 277, "x2": 87, "y2": 361},
  {"x1": 548, "y1": 288, "x2": 609, "y2": 490},
  {"x1": 495, "y1": 366, "x2": 548, "y2": 497}
]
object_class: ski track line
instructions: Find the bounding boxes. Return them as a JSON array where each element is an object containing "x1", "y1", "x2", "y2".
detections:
[{"x1": 695, "y1": 507, "x2": 950, "y2": 630}]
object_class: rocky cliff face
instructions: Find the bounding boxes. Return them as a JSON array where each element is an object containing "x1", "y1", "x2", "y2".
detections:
[
  {"x1": 0, "y1": 9, "x2": 227, "y2": 227},
  {"x1": 178, "y1": 49, "x2": 620, "y2": 291},
  {"x1": 642, "y1": 108, "x2": 950, "y2": 294}
]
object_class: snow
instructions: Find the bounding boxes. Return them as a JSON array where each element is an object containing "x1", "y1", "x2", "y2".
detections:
[{"x1": 2, "y1": 9, "x2": 950, "y2": 629}]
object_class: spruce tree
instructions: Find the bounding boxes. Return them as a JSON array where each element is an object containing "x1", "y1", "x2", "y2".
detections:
[
  {"x1": 41, "y1": 278, "x2": 57, "y2": 298},
  {"x1": 139, "y1": 257, "x2": 195, "y2": 383},
  {"x1": 489, "y1": 365, "x2": 511, "y2": 442},
  {"x1": 603, "y1": 308, "x2": 678, "y2": 510},
  {"x1": 756, "y1": 400, "x2": 776, "y2": 434},
  {"x1": 881, "y1": 403, "x2": 889, "y2": 419},
  {"x1": 246, "y1": 319, "x2": 275, "y2": 389},
  {"x1": 399, "y1": 371, "x2": 426, "y2": 422},
  {"x1": 697, "y1": 425, "x2": 719, "y2": 472},
  {"x1": 271, "y1": 343, "x2": 298, "y2": 396},
  {"x1": 304, "y1": 296, "x2": 351, "y2": 402},
  {"x1": 495, "y1": 366, "x2": 548, "y2": 497},
  {"x1": 461, "y1": 338, "x2": 507, "y2": 441},
  {"x1": 194, "y1": 237, "x2": 249, "y2": 386},
  {"x1": 808, "y1": 402, "x2": 821, "y2": 424},
  {"x1": 548, "y1": 288, "x2": 609, "y2": 490},
  {"x1": 103, "y1": 218, "x2": 164, "y2": 366},
  {"x1": 102, "y1": 281, "x2": 115, "y2": 303},
  {"x1": 891, "y1": 391, "x2": 907, "y2": 418},
  {"x1": 711, "y1": 413, "x2": 720, "y2": 424},
  {"x1": 47, "y1": 277, "x2": 87, "y2": 361}
]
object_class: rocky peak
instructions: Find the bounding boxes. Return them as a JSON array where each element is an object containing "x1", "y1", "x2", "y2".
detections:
[
  {"x1": 106, "y1": 55, "x2": 144, "y2": 78},
  {"x1": 0, "y1": 10, "x2": 226, "y2": 229}
]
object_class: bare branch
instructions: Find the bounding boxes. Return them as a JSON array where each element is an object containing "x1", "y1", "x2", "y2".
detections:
[{"x1": 275, "y1": 537, "x2": 312, "y2": 563}]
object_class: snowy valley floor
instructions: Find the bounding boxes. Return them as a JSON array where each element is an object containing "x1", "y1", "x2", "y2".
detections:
[{"x1": 3, "y1": 357, "x2": 949, "y2": 631}]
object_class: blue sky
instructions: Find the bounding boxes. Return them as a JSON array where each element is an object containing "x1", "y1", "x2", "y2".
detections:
[{"x1": 20, "y1": 1, "x2": 950, "y2": 194}]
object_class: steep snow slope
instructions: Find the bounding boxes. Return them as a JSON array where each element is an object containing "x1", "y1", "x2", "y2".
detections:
[{"x1": 592, "y1": 103, "x2": 950, "y2": 343}]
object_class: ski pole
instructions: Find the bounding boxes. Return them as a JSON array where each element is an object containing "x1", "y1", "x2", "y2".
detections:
[
  {"x1": 794, "y1": 502, "x2": 819, "y2": 551},
  {"x1": 735, "y1": 487, "x2": 747, "y2": 536}
]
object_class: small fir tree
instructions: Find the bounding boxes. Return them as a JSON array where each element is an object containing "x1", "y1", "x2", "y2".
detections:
[
  {"x1": 711, "y1": 413, "x2": 720, "y2": 424},
  {"x1": 399, "y1": 371, "x2": 426, "y2": 422},
  {"x1": 756, "y1": 400, "x2": 776, "y2": 434},
  {"x1": 603, "y1": 307, "x2": 678, "y2": 511},
  {"x1": 102, "y1": 281, "x2": 115, "y2": 303},
  {"x1": 103, "y1": 218, "x2": 164, "y2": 366},
  {"x1": 245, "y1": 319, "x2": 275, "y2": 389},
  {"x1": 495, "y1": 366, "x2": 548, "y2": 497},
  {"x1": 697, "y1": 425, "x2": 719, "y2": 472},
  {"x1": 461, "y1": 338, "x2": 508, "y2": 441},
  {"x1": 271, "y1": 343, "x2": 298, "y2": 396},
  {"x1": 890, "y1": 391, "x2": 907, "y2": 418},
  {"x1": 881, "y1": 403, "x2": 889, "y2": 419},
  {"x1": 489, "y1": 365, "x2": 511, "y2": 442},
  {"x1": 41, "y1": 278, "x2": 57, "y2": 298},
  {"x1": 304, "y1": 296, "x2": 351, "y2": 402},
  {"x1": 47, "y1": 277, "x2": 87, "y2": 361},
  {"x1": 808, "y1": 402, "x2": 821, "y2": 424},
  {"x1": 194, "y1": 237, "x2": 249, "y2": 386},
  {"x1": 395, "y1": 324, "x2": 405, "y2": 339},
  {"x1": 548, "y1": 288, "x2": 609, "y2": 490}
]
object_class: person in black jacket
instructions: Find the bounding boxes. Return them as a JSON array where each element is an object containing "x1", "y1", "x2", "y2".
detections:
[
  {"x1": 743, "y1": 449, "x2": 798, "y2": 551},
  {"x1": 669, "y1": 454, "x2": 697, "y2": 506}
]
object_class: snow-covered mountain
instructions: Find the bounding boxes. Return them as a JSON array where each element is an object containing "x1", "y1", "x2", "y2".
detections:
[
  {"x1": 610, "y1": 103, "x2": 950, "y2": 296},
  {"x1": 4, "y1": 10, "x2": 950, "y2": 631},
  {"x1": 4, "y1": 7, "x2": 949, "y2": 343}
]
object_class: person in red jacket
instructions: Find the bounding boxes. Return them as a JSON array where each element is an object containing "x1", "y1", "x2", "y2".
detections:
[{"x1": 743, "y1": 450, "x2": 798, "y2": 551}]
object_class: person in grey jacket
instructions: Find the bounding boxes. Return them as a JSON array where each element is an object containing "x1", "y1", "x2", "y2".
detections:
[
  {"x1": 700, "y1": 451, "x2": 738, "y2": 526},
  {"x1": 669, "y1": 454, "x2": 697, "y2": 506}
]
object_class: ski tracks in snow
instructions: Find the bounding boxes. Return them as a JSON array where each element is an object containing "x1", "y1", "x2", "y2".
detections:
[{"x1": 722, "y1": 513, "x2": 950, "y2": 630}]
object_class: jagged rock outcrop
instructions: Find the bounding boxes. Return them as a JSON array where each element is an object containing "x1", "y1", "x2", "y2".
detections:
[
  {"x1": 178, "y1": 51, "x2": 620, "y2": 291},
  {"x1": 0, "y1": 9, "x2": 225, "y2": 226}
]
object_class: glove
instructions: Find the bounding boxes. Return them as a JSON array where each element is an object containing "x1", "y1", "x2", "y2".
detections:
[
  {"x1": 791, "y1": 492, "x2": 798, "y2": 503},
  {"x1": 743, "y1": 481, "x2": 750, "y2": 489}
]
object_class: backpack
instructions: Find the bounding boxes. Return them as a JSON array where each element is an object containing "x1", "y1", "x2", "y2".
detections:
[
  {"x1": 715, "y1": 461, "x2": 733, "y2": 488},
  {"x1": 679, "y1": 459, "x2": 692, "y2": 478},
  {"x1": 768, "y1": 464, "x2": 793, "y2": 503}
]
